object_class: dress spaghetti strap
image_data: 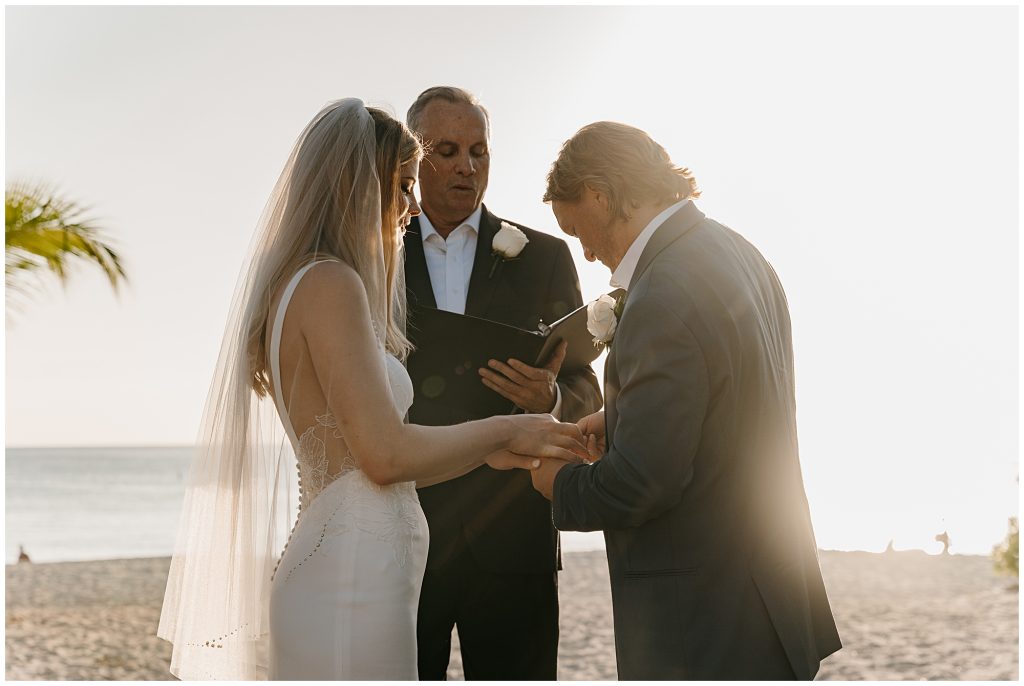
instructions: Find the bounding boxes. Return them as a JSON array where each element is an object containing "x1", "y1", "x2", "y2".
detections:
[{"x1": 268, "y1": 260, "x2": 336, "y2": 446}]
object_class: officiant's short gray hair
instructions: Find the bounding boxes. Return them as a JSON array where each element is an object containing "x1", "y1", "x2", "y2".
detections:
[
  {"x1": 544, "y1": 122, "x2": 700, "y2": 221},
  {"x1": 406, "y1": 86, "x2": 490, "y2": 137}
]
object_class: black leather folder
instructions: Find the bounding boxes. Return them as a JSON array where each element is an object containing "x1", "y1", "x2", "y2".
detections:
[{"x1": 406, "y1": 289, "x2": 623, "y2": 416}]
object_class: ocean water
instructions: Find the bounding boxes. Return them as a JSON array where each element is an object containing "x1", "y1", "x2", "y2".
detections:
[
  {"x1": 5, "y1": 447, "x2": 605, "y2": 564},
  {"x1": 5, "y1": 447, "x2": 193, "y2": 564}
]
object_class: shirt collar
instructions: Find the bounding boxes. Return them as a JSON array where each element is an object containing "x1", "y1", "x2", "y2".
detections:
[
  {"x1": 419, "y1": 205, "x2": 483, "y2": 244},
  {"x1": 610, "y1": 198, "x2": 690, "y2": 289}
]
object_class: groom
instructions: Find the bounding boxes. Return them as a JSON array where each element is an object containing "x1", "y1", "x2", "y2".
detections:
[
  {"x1": 531, "y1": 122, "x2": 842, "y2": 679},
  {"x1": 403, "y1": 87, "x2": 602, "y2": 679}
]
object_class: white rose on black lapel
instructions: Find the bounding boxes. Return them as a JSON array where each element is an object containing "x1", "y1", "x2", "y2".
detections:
[{"x1": 489, "y1": 221, "x2": 529, "y2": 278}]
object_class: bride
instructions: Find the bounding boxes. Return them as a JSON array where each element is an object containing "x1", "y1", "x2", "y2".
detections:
[{"x1": 157, "y1": 99, "x2": 585, "y2": 680}]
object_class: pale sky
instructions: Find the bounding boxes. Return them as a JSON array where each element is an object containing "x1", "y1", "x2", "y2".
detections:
[{"x1": 5, "y1": 5, "x2": 1018, "y2": 554}]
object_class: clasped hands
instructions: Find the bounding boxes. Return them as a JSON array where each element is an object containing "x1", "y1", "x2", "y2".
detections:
[
  {"x1": 485, "y1": 409, "x2": 606, "y2": 501},
  {"x1": 476, "y1": 340, "x2": 606, "y2": 499}
]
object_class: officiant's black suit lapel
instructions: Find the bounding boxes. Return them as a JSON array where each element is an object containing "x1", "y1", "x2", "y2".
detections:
[
  {"x1": 463, "y1": 207, "x2": 502, "y2": 318},
  {"x1": 403, "y1": 219, "x2": 437, "y2": 310}
]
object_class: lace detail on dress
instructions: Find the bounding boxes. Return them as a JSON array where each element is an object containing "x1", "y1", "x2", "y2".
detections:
[
  {"x1": 271, "y1": 350, "x2": 419, "y2": 583},
  {"x1": 276, "y1": 479, "x2": 421, "y2": 582},
  {"x1": 324, "y1": 480, "x2": 422, "y2": 567},
  {"x1": 294, "y1": 412, "x2": 357, "y2": 512},
  {"x1": 271, "y1": 412, "x2": 360, "y2": 583}
]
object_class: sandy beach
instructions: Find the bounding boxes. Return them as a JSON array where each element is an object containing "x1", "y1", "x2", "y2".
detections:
[{"x1": 5, "y1": 550, "x2": 1017, "y2": 680}]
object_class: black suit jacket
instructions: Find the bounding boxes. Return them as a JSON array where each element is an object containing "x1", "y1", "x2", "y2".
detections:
[
  {"x1": 552, "y1": 202, "x2": 841, "y2": 678},
  {"x1": 405, "y1": 205, "x2": 603, "y2": 574}
]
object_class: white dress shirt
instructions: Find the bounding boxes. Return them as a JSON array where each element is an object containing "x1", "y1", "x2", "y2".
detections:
[
  {"x1": 419, "y1": 208, "x2": 562, "y2": 417},
  {"x1": 419, "y1": 207, "x2": 482, "y2": 315},
  {"x1": 610, "y1": 199, "x2": 690, "y2": 290}
]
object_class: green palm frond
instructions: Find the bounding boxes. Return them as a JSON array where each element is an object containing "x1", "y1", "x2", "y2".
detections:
[{"x1": 5, "y1": 182, "x2": 127, "y2": 301}]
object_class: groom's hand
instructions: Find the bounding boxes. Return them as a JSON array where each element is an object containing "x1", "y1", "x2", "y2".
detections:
[
  {"x1": 479, "y1": 340, "x2": 568, "y2": 413},
  {"x1": 530, "y1": 456, "x2": 572, "y2": 501},
  {"x1": 484, "y1": 450, "x2": 542, "y2": 471}
]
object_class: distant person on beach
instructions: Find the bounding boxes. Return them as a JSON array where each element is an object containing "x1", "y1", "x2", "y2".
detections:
[
  {"x1": 17, "y1": 545, "x2": 30, "y2": 564},
  {"x1": 530, "y1": 121, "x2": 842, "y2": 679},
  {"x1": 157, "y1": 100, "x2": 586, "y2": 680}
]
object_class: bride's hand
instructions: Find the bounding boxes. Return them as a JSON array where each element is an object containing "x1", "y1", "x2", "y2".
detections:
[
  {"x1": 576, "y1": 410, "x2": 606, "y2": 460},
  {"x1": 507, "y1": 414, "x2": 589, "y2": 463}
]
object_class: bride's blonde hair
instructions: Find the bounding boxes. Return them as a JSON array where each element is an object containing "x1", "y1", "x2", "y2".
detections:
[
  {"x1": 159, "y1": 99, "x2": 422, "y2": 680},
  {"x1": 369, "y1": 107, "x2": 422, "y2": 363},
  {"x1": 246, "y1": 103, "x2": 422, "y2": 396}
]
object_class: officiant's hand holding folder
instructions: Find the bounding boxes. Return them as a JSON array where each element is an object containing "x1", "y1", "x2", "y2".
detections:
[{"x1": 407, "y1": 290, "x2": 624, "y2": 417}]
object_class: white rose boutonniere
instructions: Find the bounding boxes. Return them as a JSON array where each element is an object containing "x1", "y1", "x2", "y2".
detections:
[
  {"x1": 489, "y1": 221, "x2": 529, "y2": 278},
  {"x1": 587, "y1": 293, "x2": 625, "y2": 349}
]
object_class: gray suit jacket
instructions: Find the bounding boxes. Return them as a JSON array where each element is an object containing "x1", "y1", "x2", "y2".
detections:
[{"x1": 552, "y1": 202, "x2": 841, "y2": 679}]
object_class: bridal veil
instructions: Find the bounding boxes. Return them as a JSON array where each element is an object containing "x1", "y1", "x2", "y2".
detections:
[{"x1": 157, "y1": 98, "x2": 393, "y2": 680}]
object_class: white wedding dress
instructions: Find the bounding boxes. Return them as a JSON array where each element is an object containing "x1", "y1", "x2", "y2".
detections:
[{"x1": 267, "y1": 262, "x2": 429, "y2": 679}]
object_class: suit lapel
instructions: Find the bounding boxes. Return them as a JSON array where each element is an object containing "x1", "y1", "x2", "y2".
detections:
[
  {"x1": 627, "y1": 201, "x2": 706, "y2": 291},
  {"x1": 403, "y1": 216, "x2": 437, "y2": 309},
  {"x1": 464, "y1": 204, "x2": 501, "y2": 318},
  {"x1": 607, "y1": 203, "x2": 704, "y2": 445},
  {"x1": 603, "y1": 347, "x2": 618, "y2": 445}
]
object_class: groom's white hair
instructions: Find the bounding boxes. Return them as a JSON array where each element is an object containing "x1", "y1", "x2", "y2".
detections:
[{"x1": 406, "y1": 85, "x2": 491, "y2": 137}]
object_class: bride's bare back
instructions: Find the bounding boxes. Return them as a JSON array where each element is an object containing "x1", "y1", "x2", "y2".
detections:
[{"x1": 266, "y1": 261, "x2": 383, "y2": 507}]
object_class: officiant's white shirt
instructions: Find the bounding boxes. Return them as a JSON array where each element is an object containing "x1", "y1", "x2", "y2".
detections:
[
  {"x1": 419, "y1": 207, "x2": 481, "y2": 315},
  {"x1": 420, "y1": 208, "x2": 562, "y2": 416},
  {"x1": 610, "y1": 199, "x2": 690, "y2": 290}
]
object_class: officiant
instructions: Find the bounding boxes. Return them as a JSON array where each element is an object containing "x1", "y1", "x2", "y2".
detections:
[{"x1": 403, "y1": 86, "x2": 602, "y2": 680}]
